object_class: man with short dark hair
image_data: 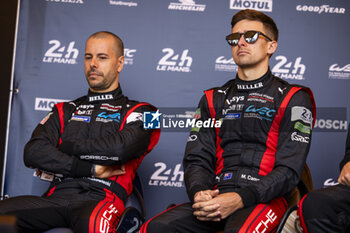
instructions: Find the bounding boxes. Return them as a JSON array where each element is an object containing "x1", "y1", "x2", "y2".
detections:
[
  {"x1": 297, "y1": 125, "x2": 350, "y2": 232},
  {"x1": 0, "y1": 31, "x2": 160, "y2": 233},
  {"x1": 141, "y1": 9, "x2": 315, "y2": 233}
]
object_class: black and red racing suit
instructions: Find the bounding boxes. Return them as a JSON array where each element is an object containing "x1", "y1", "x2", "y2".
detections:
[
  {"x1": 298, "y1": 124, "x2": 350, "y2": 233},
  {"x1": 184, "y1": 69, "x2": 316, "y2": 207},
  {"x1": 141, "y1": 69, "x2": 315, "y2": 233},
  {"x1": 0, "y1": 86, "x2": 160, "y2": 233}
]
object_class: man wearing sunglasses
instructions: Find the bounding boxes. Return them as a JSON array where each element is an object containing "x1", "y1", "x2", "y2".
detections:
[{"x1": 141, "y1": 9, "x2": 315, "y2": 233}]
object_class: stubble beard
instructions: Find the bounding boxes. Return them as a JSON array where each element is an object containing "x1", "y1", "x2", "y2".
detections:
[
  {"x1": 235, "y1": 55, "x2": 266, "y2": 70},
  {"x1": 86, "y1": 70, "x2": 109, "y2": 91}
]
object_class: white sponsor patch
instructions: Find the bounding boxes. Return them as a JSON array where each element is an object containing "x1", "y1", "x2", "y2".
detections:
[
  {"x1": 291, "y1": 132, "x2": 309, "y2": 143},
  {"x1": 126, "y1": 112, "x2": 143, "y2": 124},
  {"x1": 187, "y1": 134, "x2": 198, "y2": 142},
  {"x1": 291, "y1": 106, "x2": 312, "y2": 125}
]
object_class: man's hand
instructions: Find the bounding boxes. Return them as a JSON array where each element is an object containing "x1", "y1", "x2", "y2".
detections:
[
  {"x1": 338, "y1": 161, "x2": 350, "y2": 186},
  {"x1": 35, "y1": 168, "x2": 42, "y2": 177},
  {"x1": 192, "y1": 192, "x2": 244, "y2": 221},
  {"x1": 192, "y1": 189, "x2": 220, "y2": 221},
  {"x1": 194, "y1": 189, "x2": 219, "y2": 203},
  {"x1": 94, "y1": 164, "x2": 126, "y2": 179}
]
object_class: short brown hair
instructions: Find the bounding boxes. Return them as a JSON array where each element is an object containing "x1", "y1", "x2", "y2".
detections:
[
  {"x1": 231, "y1": 9, "x2": 278, "y2": 41},
  {"x1": 88, "y1": 31, "x2": 124, "y2": 57}
]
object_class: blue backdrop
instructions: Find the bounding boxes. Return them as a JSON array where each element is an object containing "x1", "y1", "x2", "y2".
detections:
[{"x1": 4, "y1": 0, "x2": 350, "y2": 220}]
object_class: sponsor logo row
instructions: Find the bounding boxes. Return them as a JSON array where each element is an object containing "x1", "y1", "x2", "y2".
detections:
[
  {"x1": 45, "y1": 0, "x2": 346, "y2": 15},
  {"x1": 42, "y1": 42, "x2": 349, "y2": 80},
  {"x1": 34, "y1": 100, "x2": 348, "y2": 132}
]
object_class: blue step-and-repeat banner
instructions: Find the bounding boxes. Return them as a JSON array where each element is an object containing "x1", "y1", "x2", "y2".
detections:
[{"x1": 5, "y1": 0, "x2": 350, "y2": 220}]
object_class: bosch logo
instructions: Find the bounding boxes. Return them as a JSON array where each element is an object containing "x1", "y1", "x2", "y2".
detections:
[{"x1": 314, "y1": 119, "x2": 348, "y2": 131}]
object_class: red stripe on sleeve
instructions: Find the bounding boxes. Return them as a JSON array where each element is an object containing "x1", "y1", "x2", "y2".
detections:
[
  {"x1": 258, "y1": 87, "x2": 301, "y2": 176},
  {"x1": 108, "y1": 103, "x2": 161, "y2": 195},
  {"x1": 297, "y1": 194, "x2": 309, "y2": 233},
  {"x1": 55, "y1": 102, "x2": 65, "y2": 146},
  {"x1": 204, "y1": 90, "x2": 224, "y2": 175},
  {"x1": 46, "y1": 186, "x2": 56, "y2": 197}
]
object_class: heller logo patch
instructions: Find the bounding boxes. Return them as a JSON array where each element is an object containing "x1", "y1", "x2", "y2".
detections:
[
  {"x1": 89, "y1": 94, "x2": 113, "y2": 102},
  {"x1": 143, "y1": 110, "x2": 162, "y2": 129},
  {"x1": 237, "y1": 82, "x2": 263, "y2": 90}
]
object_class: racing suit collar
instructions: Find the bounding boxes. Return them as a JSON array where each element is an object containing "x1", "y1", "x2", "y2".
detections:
[
  {"x1": 87, "y1": 86, "x2": 123, "y2": 102},
  {"x1": 235, "y1": 68, "x2": 272, "y2": 91}
]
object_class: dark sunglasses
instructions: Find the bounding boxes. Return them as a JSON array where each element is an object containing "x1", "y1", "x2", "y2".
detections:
[{"x1": 225, "y1": 30, "x2": 272, "y2": 46}]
